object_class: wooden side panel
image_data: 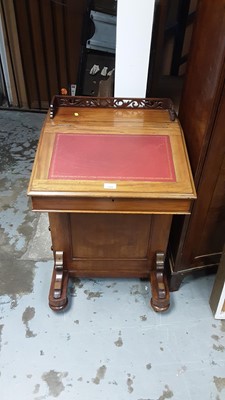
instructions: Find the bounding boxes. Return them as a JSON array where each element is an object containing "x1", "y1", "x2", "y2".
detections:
[
  {"x1": 197, "y1": 154, "x2": 225, "y2": 256},
  {"x1": 169, "y1": 0, "x2": 225, "y2": 274},
  {"x1": 181, "y1": 88, "x2": 225, "y2": 264},
  {"x1": 178, "y1": 0, "x2": 225, "y2": 180}
]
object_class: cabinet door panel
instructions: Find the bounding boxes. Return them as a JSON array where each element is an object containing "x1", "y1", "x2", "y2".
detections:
[{"x1": 70, "y1": 214, "x2": 151, "y2": 259}]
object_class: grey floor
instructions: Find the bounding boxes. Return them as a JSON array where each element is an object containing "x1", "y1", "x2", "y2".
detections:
[{"x1": 0, "y1": 110, "x2": 225, "y2": 400}]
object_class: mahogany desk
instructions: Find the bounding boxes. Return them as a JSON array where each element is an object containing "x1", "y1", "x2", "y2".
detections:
[{"x1": 28, "y1": 96, "x2": 196, "y2": 312}]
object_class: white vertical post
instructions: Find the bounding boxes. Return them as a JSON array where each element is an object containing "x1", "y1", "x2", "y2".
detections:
[{"x1": 114, "y1": 0, "x2": 155, "y2": 98}]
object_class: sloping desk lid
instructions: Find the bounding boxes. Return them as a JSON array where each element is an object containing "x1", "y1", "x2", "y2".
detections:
[
  {"x1": 48, "y1": 133, "x2": 176, "y2": 182},
  {"x1": 28, "y1": 96, "x2": 196, "y2": 203}
]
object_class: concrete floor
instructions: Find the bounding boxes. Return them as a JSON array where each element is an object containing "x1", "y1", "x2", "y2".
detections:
[{"x1": 0, "y1": 110, "x2": 225, "y2": 400}]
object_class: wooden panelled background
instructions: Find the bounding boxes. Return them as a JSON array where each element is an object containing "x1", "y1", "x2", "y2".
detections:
[
  {"x1": 146, "y1": 0, "x2": 197, "y2": 98},
  {"x1": 1, "y1": 0, "x2": 86, "y2": 109},
  {"x1": 1, "y1": 0, "x2": 196, "y2": 109}
]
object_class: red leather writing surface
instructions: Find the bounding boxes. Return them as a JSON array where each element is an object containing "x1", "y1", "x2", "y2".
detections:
[{"x1": 48, "y1": 134, "x2": 176, "y2": 182}]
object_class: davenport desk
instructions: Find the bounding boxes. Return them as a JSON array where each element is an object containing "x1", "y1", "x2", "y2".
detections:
[{"x1": 28, "y1": 96, "x2": 196, "y2": 312}]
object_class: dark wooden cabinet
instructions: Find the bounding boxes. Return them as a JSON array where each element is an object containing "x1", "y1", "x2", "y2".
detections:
[{"x1": 168, "y1": 0, "x2": 225, "y2": 289}]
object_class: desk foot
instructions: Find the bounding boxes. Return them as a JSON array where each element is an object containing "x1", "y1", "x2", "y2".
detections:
[
  {"x1": 49, "y1": 251, "x2": 69, "y2": 311},
  {"x1": 150, "y1": 252, "x2": 170, "y2": 312}
]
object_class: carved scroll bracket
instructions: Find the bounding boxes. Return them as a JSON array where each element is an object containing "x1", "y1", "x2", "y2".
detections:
[
  {"x1": 53, "y1": 251, "x2": 64, "y2": 299},
  {"x1": 150, "y1": 251, "x2": 170, "y2": 312},
  {"x1": 49, "y1": 250, "x2": 69, "y2": 311}
]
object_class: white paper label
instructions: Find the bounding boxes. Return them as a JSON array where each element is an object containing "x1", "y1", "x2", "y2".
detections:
[{"x1": 104, "y1": 183, "x2": 117, "y2": 190}]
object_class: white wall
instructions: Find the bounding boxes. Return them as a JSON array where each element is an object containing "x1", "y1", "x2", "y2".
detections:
[{"x1": 114, "y1": 0, "x2": 155, "y2": 98}]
